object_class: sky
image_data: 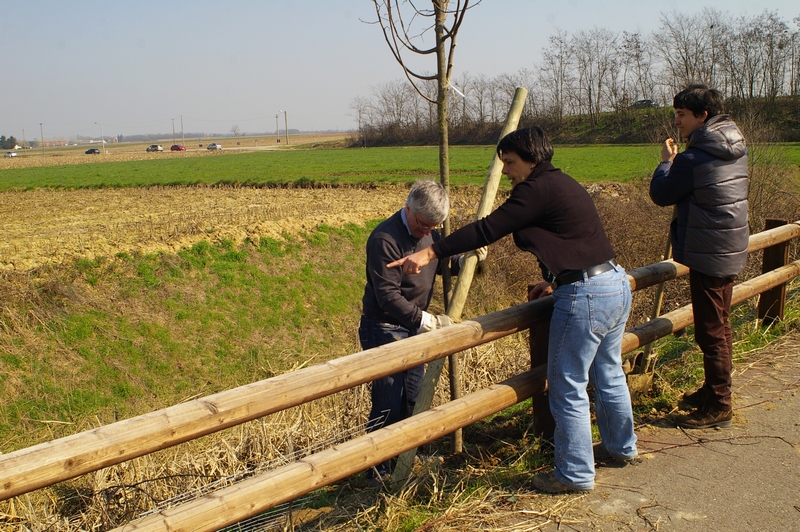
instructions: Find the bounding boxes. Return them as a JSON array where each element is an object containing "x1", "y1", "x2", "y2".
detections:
[{"x1": 3, "y1": 1, "x2": 798, "y2": 141}]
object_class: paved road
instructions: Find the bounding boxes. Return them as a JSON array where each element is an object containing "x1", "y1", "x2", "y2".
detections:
[{"x1": 543, "y1": 334, "x2": 800, "y2": 531}]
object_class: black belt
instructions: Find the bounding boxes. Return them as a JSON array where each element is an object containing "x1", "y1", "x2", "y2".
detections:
[{"x1": 553, "y1": 260, "x2": 617, "y2": 288}]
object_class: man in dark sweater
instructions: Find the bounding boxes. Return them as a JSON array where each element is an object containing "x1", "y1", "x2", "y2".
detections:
[
  {"x1": 650, "y1": 84, "x2": 749, "y2": 429},
  {"x1": 359, "y1": 179, "x2": 484, "y2": 486}
]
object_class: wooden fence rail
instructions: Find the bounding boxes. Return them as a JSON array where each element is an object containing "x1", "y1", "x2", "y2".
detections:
[
  {"x1": 1, "y1": 222, "x2": 798, "y2": 518},
  {"x1": 115, "y1": 258, "x2": 800, "y2": 531}
]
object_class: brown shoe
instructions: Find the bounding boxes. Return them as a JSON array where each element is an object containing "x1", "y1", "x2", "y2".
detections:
[
  {"x1": 678, "y1": 386, "x2": 708, "y2": 410},
  {"x1": 532, "y1": 472, "x2": 592, "y2": 494},
  {"x1": 593, "y1": 443, "x2": 642, "y2": 467},
  {"x1": 675, "y1": 407, "x2": 733, "y2": 429}
]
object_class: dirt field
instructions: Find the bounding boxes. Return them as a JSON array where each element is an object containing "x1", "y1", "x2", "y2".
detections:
[
  {"x1": 1, "y1": 133, "x2": 481, "y2": 271},
  {"x1": 0, "y1": 186, "x2": 400, "y2": 270},
  {"x1": 0, "y1": 184, "x2": 487, "y2": 272}
]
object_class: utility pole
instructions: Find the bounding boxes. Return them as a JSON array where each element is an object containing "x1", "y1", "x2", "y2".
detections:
[
  {"x1": 181, "y1": 115, "x2": 185, "y2": 146},
  {"x1": 172, "y1": 118, "x2": 176, "y2": 146},
  {"x1": 39, "y1": 123, "x2": 44, "y2": 157},
  {"x1": 281, "y1": 110, "x2": 289, "y2": 145},
  {"x1": 95, "y1": 122, "x2": 105, "y2": 153}
]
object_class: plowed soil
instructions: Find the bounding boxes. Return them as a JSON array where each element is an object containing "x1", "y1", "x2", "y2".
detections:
[
  {"x1": 0, "y1": 134, "x2": 490, "y2": 271},
  {"x1": 0, "y1": 185, "x2": 410, "y2": 271}
]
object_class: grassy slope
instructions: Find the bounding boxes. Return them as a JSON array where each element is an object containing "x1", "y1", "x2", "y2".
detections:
[{"x1": 0, "y1": 226, "x2": 375, "y2": 448}]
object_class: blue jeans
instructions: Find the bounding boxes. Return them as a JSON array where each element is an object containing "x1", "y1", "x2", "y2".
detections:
[
  {"x1": 547, "y1": 265, "x2": 636, "y2": 489},
  {"x1": 359, "y1": 316, "x2": 424, "y2": 476}
]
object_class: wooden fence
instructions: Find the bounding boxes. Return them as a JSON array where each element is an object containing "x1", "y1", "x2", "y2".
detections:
[{"x1": 1, "y1": 220, "x2": 798, "y2": 531}]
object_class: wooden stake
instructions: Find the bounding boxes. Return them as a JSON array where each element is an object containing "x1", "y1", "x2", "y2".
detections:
[{"x1": 394, "y1": 86, "x2": 529, "y2": 480}]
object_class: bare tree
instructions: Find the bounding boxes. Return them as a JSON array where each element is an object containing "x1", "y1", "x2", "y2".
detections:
[
  {"x1": 357, "y1": 9, "x2": 800, "y2": 143},
  {"x1": 572, "y1": 28, "x2": 618, "y2": 125},
  {"x1": 368, "y1": 0, "x2": 477, "y2": 235},
  {"x1": 350, "y1": 96, "x2": 369, "y2": 131},
  {"x1": 538, "y1": 30, "x2": 573, "y2": 124},
  {"x1": 620, "y1": 31, "x2": 657, "y2": 104},
  {"x1": 723, "y1": 15, "x2": 766, "y2": 100},
  {"x1": 653, "y1": 9, "x2": 727, "y2": 92},
  {"x1": 758, "y1": 11, "x2": 792, "y2": 101},
  {"x1": 449, "y1": 71, "x2": 472, "y2": 129},
  {"x1": 469, "y1": 73, "x2": 493, "y2": 125},
  {"x1": 791, "y1": 17, "x2": 800, "y2": 96},
  {"x1": 499, "y1": 69, "x2": 538, "y2": 121}
]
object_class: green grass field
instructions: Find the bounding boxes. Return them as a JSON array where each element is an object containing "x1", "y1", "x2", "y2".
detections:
[
  {"x1": 0, "y1": 144, "x2": 670, "y2": 191},
  {"x1": 3, "y1": 143, "x2": 799, "y2": 191}
]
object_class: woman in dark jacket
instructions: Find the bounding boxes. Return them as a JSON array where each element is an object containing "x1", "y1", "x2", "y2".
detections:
[{"x1": 389, "y1": 127, "x2": 637, "y2": 493}]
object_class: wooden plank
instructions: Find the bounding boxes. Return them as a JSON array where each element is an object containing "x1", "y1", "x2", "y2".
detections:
[
  {"x1": 621, "y1": 259, "x2": 800, "y2": 354},
  {"x1": 529, "y1": 314, "x2": 554, "y2": 439},
  {"x1": 0, "y1": 298, "x2": 550, "y2": 501},
  {"x1": 113, "y1": 258, "x2": 800, "y2": 531},
  {"x1": 112, "y1": 366, "x2": 548, "y2": 532}
]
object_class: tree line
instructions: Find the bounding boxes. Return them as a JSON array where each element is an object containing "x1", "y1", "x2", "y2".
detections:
[
  {"x1": 352, "y1": 9, "x2": 800, "y2": 145},
  {"x1": 0, "y1": 136, "x2": 20, "y2": 150}
]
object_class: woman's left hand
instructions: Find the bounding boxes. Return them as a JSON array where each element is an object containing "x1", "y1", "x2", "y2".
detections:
[
  {"x1": 387, "y1": 247, "x2": 436, "y2": 275},
  {"x1": 528, "y1": 281, "x2": 553, "y2": 300}
]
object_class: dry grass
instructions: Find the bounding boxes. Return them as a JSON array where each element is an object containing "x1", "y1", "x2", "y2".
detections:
[{"x1": 2, "y1": 335, "x2": 534, "y2": 531}]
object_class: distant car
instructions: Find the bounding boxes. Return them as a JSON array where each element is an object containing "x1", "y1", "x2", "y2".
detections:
[
  {"x1": 206, "y1": 142, "x2": 222, "y2": 150},
  {"x1": 170, "y1": 144, "x2": 186, "y2": 151},
  {"x1": 630, "y1": 99, "x2": 657, "y2": 109},
  {"x1": 146, "y1": 144, "x2": 164, "y2": 152},
  {"x1": 85, "y1": 148, "x2": 100, "y2": 155},
  {"x1": 4, "y1": 151, "x2": 17, "y2": 158}
]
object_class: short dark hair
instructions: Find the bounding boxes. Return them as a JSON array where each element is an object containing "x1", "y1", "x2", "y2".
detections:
[
  {"x1": 496, "y1": 126, "x2": 554, "y2": 164},
  {"x1": 673, "y1": 84, "x2": 724, "y2": 119}
]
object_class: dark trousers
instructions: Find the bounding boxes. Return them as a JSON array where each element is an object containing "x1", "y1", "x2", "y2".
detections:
[
  {"x1": 358, "y1": 316, "x2": 424, "y2": 476},
  {"x1": 689, "y1": 270, "x2": 734, "y2": 411}
]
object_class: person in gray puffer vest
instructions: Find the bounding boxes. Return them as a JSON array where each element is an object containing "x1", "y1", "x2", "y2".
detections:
[{"x1": 650, "y1": 83, "x2": 749, "y2": 429}]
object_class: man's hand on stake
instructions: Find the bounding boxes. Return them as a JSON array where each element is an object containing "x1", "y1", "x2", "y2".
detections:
[{"x1": 418, "y1": 311, "x2": 457, "y2": 333}]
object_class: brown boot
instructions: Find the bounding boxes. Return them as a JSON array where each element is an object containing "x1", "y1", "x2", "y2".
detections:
[
  {"x1": 593, "y1": 442, "x2": 642, "y2": 467},
  {"x1": 531, "y1": 472, "x2": 592, "y2": 494},
  {"x1": 677, "y1": 386, "x2": 708, "y2": 410},
  {"x1": 675, "y1": 406, "x2": 732, "y2": 429}
]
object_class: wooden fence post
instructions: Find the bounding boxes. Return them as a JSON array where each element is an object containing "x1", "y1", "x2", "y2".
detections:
[
  {"x1": 758, "y1": 219, "x2": 790, "y2": 324},
  {"x1": 528, "y1": 309, "x2": 555, "y2": 440}
]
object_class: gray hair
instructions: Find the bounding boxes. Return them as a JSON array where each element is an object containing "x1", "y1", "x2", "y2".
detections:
[{"x1": 406, "y1": 180, "x2": 449, "y2": 224}]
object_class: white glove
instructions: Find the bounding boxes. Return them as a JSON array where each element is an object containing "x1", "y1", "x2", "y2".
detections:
[
  {"x1": 457, "y1": 246, "x2": 488, "y2": 268},
  {"x1": 418, "y1": 311, "x2": 454, "y2": 333}
]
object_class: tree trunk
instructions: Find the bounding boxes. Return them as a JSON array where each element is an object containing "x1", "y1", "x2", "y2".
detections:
[{"x1": 433, "y1": 0, "x2": 461, "y2": 452}]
